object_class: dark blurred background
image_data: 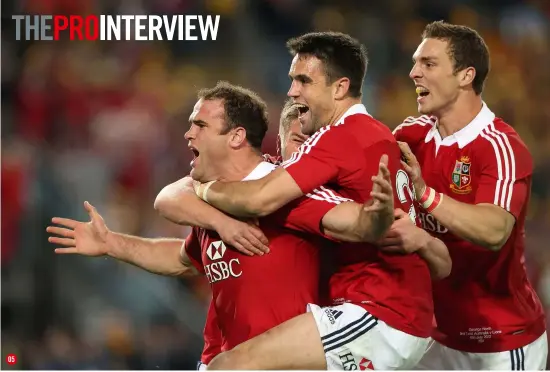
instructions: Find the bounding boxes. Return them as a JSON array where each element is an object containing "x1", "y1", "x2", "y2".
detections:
[{"x1": 2, "y1": 0, "x2": 549, "y2": 369}]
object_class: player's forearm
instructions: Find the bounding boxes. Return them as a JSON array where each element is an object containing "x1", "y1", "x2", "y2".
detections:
[
  {"x1": 429, "y1": 197, "x2": 512, "y2": 251},
  {"x1": 355, "y1": 206, "x2": 394, "y2": 243},
  {"x1": 201, "y1": 168, "x2": 304, "y2": 218},
  {"x1": 155, "y1": 181, "x2": 227, "y2": 230},
  {"x1": 202, "y1": 181, "x2": 263, "y2": 218},
  {"x1": 322, "y1": 203, "x2": 393, "y2": 243},
  {"x1": 105, "y1": 232, "x2": 193, "y2": 277},
  {"x1": 417, "y1": 235, "x2": 452, "y2": 280},
  {"x1": 205, "y1": 180, "x2": 284, "y2": 218}
]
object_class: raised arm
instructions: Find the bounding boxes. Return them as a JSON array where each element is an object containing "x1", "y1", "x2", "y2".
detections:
[
  {"x1": 399, "y1": 141, "x2": 517, "y2": 251},
  {"x1": 47, "y1": 201, "x2": 198, "y2": 277},
  {"x1": 155, "y1": 177, "x2": 269, "y2": 255}
]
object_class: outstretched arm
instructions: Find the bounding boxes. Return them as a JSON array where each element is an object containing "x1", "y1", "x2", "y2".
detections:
[
  {"x1": 47, "y1": 201, "x2": 198, "y2": 277},
  {"x1": 155, "y1": 177, "x2": 269, "y2": 256},
  {"x1": 195, "y1": 168, "x2": 304, "y2": 218}
]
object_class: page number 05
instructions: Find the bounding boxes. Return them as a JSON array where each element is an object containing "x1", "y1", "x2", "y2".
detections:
[
  {"x1": 396, "y1": 170, "x2": 417, "y2": 223},
  {"x1": 6, "y1": 354, "x2": 17, "y2": 365}
]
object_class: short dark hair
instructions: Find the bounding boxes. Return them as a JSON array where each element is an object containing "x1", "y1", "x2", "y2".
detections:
[
  {"x1": 422, "y1": 21, "x2": 490, "y2": 95},
  {"x1": 197, "y1": 81, "x2": 269, "y2": 151},
  {"x1": 286, "y1": 32, "x2": 368, "y2": 98},
  {"x1": 279, "y1": 99, "x2": 299, "y2": 135}
]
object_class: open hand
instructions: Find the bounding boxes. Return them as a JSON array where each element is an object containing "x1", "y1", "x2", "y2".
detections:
[
  {"x1": 363, "y1": 154, "x2": 394, "y2": 215},
  {"x1": 216, "y1": 218, "x2": 270, "y2": 256},
  {"x1": 47, "y1": 201, "x2": 110, "y2": 256},
  {"x1": 397, "y1": 141, "x2": 426, "y2": 198}
]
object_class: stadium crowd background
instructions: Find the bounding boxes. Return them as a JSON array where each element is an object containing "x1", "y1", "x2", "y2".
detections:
[{"x1": 2, "y1": 0, "x2": 549, "y2": 369}]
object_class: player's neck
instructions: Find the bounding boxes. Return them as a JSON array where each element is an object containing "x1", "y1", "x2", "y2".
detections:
[
  {"x1": 218, "y1": 151, "x2": 263, "y2": 182},
  {"x1": 325, "y1": 98, "x2": 362, "y2": 127},
  {"x1": 435, "y1": 95, "x2": 483, "y2": 139}
]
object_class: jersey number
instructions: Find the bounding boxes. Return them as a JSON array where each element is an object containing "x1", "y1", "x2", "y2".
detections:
[{"x1": 395, "y1": 170, "x2": 417, "y2": 223}]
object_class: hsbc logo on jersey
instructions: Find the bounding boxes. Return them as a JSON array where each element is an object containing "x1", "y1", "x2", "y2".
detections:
[
  {"x1": 207, "y1": 241, "x2": 227, "y2": 261},
  {"x1": 204, "y1": 240, "x2": 242, "y2": 283},
  {"x1": 417, "y1": 211, "x2": 448, "y2": 234}
]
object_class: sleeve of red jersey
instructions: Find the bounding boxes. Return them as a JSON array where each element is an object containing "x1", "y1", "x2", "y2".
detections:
[
  {"x1": 392, "y1": 116, "x2": 433, "y2": 146},
  {"x1": 474, "y1": 133, "x2": 533, "y2": 219},
  {"x1": 282, "y1": 126, "x2": 348, "y2": 194},
  {"x1": 280, "y1": 187, "x2": 353, "y2": 238},
  {"x1": 184, "y1": 228, "x2": 205, "y2": 274}
]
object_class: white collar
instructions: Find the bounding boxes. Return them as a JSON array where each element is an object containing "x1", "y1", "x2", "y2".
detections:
[
  {"x1": 336, "y1": 103, "x2": 371, "y2": 125},
  {"x1": 242, "y1": 161, "x2": 276, "y2": 181},
  {"x1": 426, "y1": 102, "x2": 496, "y2": 148}
]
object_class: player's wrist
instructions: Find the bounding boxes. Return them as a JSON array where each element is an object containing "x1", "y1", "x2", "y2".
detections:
[
  {"x1": 103, "y1": 230, "x2": 119, "y2": 257},
  {"x1": 209, "y1": 213, "x2": 229, "y2": 232},
  {"x1": 414, "y1": 181, "x2": 427, "y2": 201},
  {"x1": 415, "y1": 229, "x2": 433, "y2": 254},
  {"x1": 418, "y1": 185, "x2": 443, "y2": 213}
]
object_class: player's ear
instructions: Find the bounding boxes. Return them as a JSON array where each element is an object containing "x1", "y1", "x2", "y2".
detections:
[
  {"x1": 333, "y1": 77, "x2": 351, "y2": 100},
  {"x1": 229, "y1": 126, "x2": 247, "y2": 148},
  {"x1": 458, "y1": 66, "x2": 476, "y2": 89}
]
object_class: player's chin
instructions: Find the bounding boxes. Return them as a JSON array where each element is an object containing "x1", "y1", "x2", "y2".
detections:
[
  {"x1": 300, "y1": 121, "x2": 314, "y2": 136},
  {"x1": 417, "y1": 103, "x2": 432, "y2": 115},
  {"x1": 189, "y1": 168, "x2": 202, "y2": 182}
]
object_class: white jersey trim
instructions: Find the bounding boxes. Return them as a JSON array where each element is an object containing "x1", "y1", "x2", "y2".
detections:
[
  {"x1": 479, "y1": 123, "x2": 516, "y2": 211},
  {"x1": 393, "y1": 115, "x2": 435, "y2": 135},
  {"x1": 306, "y1": 186, "x2": 353, "y2": 204},
  {"x1": 282, "y1": 125, "x2": 332, "y2": 168},
  {"x1": 242, "y1": 161, "x2": 277, "y2": 181},
  {"x1": 282, "y1": 104, "x2": 370, "y2": 169},
  {"x1": 424, "y1": 102, "x2": 496, "y2": 148}
]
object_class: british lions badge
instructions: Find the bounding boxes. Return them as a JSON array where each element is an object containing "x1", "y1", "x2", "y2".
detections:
[{"x1": 450, "y1": 155, "x2": 472, "y2": 194}]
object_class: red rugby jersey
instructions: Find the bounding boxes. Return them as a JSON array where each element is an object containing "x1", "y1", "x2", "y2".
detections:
[
  {"x1": 282, "y1": 104, "x2": 434, "y2": 338},
  {"x1": 393, "y1": 103, "x2": 546, "y2": 352},
  {"x1": 186, "y1": 162, "x2": 346, "y2": 350}
]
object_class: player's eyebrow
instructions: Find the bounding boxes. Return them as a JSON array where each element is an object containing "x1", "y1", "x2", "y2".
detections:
[
  {"x1": 413, "y1": 56, "x2": 438, "y2": 63},
  {"x1": 289, "y1": 73, "x2": 313, "y2": 83},
  {"x1": 190, "y1": 119, "x2": 208, "y2": 126}
]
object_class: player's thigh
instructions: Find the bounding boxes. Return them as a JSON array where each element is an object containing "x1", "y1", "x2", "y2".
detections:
[
  {"x1": 208, "y1": 311, "x2": 326, "y2": 370},
  {"x1": 311, "y1": 303, "x2": 429, "y2": 370}
]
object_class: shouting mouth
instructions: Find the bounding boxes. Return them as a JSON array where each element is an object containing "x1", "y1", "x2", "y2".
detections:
[
  {"x1": 189, "y1": 145, "x2": 200, "y2": 167},
  {"x1": 416, "y1": 86, "x2": 430, "y2": 102},
  {"x1": 293, "y1": 103, "x2": 310, "y2": 120}
]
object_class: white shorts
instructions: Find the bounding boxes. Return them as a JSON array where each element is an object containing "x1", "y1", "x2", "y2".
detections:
[
  {"x1": 414, "y1": 332, "x2": 548, "y2": 370},
  {"x1": 197, "y1": 361, "x2": 207, "y2": 370},
  {"x1": 308, "y1": 303, "x2": 430, "y2": 370}
]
